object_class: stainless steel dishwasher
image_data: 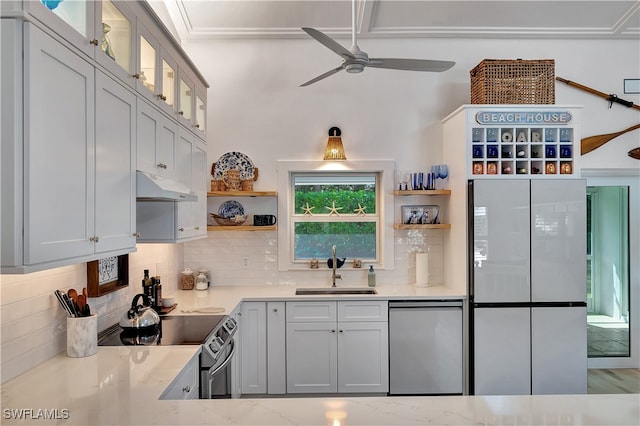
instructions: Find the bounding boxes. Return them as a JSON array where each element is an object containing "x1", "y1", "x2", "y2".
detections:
[{"x1": 388, "y1": 300, "x2": 463, "y2": 395}]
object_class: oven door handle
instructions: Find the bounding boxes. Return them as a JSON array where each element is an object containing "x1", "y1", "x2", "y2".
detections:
[{"x1": 209, "y1": 338, "x2": 236, "y2": 378}]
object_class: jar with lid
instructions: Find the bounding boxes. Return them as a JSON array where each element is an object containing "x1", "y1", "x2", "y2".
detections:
[
  {"x1": 195, "y1": 272, "x2": 208, "y2": 291},
  {"x1": 180, "y1": 268, "x2": 195, "y2": 290}
]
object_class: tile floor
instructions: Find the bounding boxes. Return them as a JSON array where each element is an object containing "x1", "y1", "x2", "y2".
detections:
[{"x1": 587, "y1": 315, "x2": 630, "y2": 357}]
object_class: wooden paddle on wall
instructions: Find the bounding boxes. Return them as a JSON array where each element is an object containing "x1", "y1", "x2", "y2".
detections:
[
  {"x1": 581, "y1": 123, "x2": 640, "y2": 154},
  {"x1": 556, "y1": 77, "x2": 640, "y2": 158}
]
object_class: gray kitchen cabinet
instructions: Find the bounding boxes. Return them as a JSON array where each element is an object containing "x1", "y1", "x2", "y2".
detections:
[
  {"x1": 136, "y1": 98, "x2": 177, "y2": 178},
  {"x1": 1, "y1": 21, "x2": 136, "y2": 273},
  {"x1": 175, "y1": 128, "x2": 207, "y2": 240},
  {"x1": 136, "y1": 127, "x2": 208, "y2": 243},
  {"x1": 266, "y1": 301, "x2": 286, "y2": 394},
  {"x1": 240, "y1": 301, "x2": 267, "y2": 394},
  {"x1": 2, "y1": 0, "x2": 209, "y2": 270},
  {"x1": 239, "y1": 301, "x2": 286, "y2": 395},
  {"x1": 94, "y1": 70, "x2": 137, "y2": 254},
  {"x1": 286, "y1": 300, "x2": 389, "y2": 394},
  {"x1": 159, "y1": 350, "x2": 200, "y2": 400}
]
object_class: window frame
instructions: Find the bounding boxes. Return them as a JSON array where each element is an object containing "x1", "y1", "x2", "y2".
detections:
[{"x1": 277, "y1": 160, "x2": 395, "y2": 272}]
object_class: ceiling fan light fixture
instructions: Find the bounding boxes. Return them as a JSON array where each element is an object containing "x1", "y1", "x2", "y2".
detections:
[{"x1": 323, "y1": 127, "x2": 347, "y2": 161}]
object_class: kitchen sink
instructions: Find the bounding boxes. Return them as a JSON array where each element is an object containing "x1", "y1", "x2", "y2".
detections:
[{"x1": 295, "y1": 287, "x2": 378, "y2": 295}]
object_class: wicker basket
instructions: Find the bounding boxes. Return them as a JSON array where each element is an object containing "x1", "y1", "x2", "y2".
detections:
[{"x1": 470, "y1": 59, "x2": 555, "y2": 104}]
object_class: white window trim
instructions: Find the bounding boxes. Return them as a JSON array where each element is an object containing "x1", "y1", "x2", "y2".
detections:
[{"x1": 277, "y1": 160, "x2": 395, "y2": 272}]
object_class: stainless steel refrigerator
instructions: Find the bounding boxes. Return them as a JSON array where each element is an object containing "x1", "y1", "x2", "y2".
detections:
[{"x1": 469, "y1": 179, "x2": 587, "y2": 395}]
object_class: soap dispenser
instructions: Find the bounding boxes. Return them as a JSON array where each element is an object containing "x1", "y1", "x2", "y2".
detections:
[{"x1": 368, "y1": 265, "x2": 376, "y2": 287}]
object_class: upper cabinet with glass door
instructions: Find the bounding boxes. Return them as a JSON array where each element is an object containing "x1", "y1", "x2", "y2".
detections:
[
  {"x1": 96, "y1": 0, "x2": 134, "y2": 86},
  {"x1": 194, "y1": 87, "x2": 207, "y2": 140},
  {"x1": 177, "y1": 69, "x2": 194, "y2": 129},
  {"x1": 157, "y1": 48, "x2": 178, "y2": 116},
  {"x1": 19, "y1": 0, "x2": 95, "y2": 58},
  {"x1": 177, "y1": 64, "x2": 208, "y2": 140},
  {"x1": 15, "y1": 1, "x2": 134, "y2": 86},
  {"x1": 135, "y1": 20, "x2": 160, "y2": 104}
]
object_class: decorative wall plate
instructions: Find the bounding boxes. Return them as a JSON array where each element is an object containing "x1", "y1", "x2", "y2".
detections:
[
  {"x1": 218, "y1": 200, "x2": 245, "y2": 218},
  {"x1": 212, "y1": 152, "x2": 256, "y2": 181}
]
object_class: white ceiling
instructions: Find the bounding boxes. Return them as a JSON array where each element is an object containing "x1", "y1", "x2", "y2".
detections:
[{"x1": 149, "y1": 0, "x2": 640, "y2": 41}]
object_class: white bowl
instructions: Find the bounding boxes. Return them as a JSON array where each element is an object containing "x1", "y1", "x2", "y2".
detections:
[{"x1": 162, "y1": 296, "x2": 176, "y2": 308}]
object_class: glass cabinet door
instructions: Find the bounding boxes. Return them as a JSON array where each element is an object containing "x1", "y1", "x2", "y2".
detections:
[
  {"x1": 28, "y1": 0, "x2": 95, "y2": 57},
  {"x1": 139, "y1": 35, "x2": 156, "y2": 93},
  {"x1": 136, "y1": 23, "x2": 159, "y2": 100},
  {"x1": 40, "y1": 0, "x2": 89, "y2": 38},
  {"x1": 158, "y1": 53, "x2": 177, "y2": 114},
  {"x1": 195, "y1": 94, "x2": 206, "y2": 136},
  {"x1": 178, "y1": 76, "x2": 193, "y2": 123},
  {"x1": 96, "y1": 0, "x2": 133, "y2": 84}
]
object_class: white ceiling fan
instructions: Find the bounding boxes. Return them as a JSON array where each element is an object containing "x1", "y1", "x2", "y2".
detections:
[{"x1": 300, "y1": 0, "x2": 455, "y2": 87}]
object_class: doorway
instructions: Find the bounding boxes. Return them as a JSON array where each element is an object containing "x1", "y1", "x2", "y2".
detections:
[{"x1": 586, "y1": 186, "x2": 630, "y2": 357}]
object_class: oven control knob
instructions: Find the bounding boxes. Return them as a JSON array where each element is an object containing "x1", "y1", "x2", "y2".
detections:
[
  {"x1": 209, "y1": 337, "x2": 223, "y2": 353},
  {"x1": 225, "y1": 318, "x2": 236, "y2": 331}
]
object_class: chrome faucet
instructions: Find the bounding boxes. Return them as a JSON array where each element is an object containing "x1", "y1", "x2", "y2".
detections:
[{"x1": 331, "y1": 245, "x2": 342, "y2": 287}]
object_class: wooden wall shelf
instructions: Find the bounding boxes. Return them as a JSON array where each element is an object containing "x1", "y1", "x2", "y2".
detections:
[
  {"x1": 208, "y1": 191, "x2": 277, "y2": 197},
  {"x1": 393, "y1": 224, "x2": 451, "y2": 230},
  {"x1": 207, "y1": 225, "x2": 277, "y2": 232},
  {"x1": 393, "y1": 189, "x2": 451, "y2": 196}
]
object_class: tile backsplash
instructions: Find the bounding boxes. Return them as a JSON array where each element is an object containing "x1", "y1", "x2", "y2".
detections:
[
  {"x1": 183, "y1": 229, "x2": 442, "y2": 288},
  {"x1": 0, "y1": 244, "x2": 183, "y2": 383},
  {"x1": 1, "y1": 229, "x2": 440, "y2": 383}
]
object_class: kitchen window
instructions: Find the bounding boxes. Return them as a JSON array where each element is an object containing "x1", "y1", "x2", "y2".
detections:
[
  {"x1": 277, "y1": 160, "x2": 395, "y2": 271},
  {"x1": 292, "y1": 173, "x2": 379, "y2": 262}
]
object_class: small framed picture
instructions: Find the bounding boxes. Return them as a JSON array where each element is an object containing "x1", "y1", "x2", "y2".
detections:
[
  {"x1": 401, "y1": 205, "x2": 439, "y2": 225},
  {"x1": 87, "y1": 254, "x2": 129, "y2": 297}
]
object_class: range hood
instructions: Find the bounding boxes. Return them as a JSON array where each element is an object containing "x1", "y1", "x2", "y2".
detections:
[{"x1": 136, "y1": 170, "x2": 197, "y2": 202}]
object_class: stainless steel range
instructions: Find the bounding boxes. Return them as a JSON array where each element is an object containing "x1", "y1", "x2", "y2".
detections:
[{"x1": 98, "y1": 314, "x2": 237, "y2": 399}]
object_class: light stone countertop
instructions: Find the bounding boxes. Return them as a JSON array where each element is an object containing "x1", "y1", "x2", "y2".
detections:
[
  {"x1": 1, "y1": 346, "x2": 637, "y2": 426},
  {"x1": 2, "y1": 284, "x2": 638, "y2": 425},
  {"x1": 166, "y1": 284, "x2": 467, "y2": 315}
]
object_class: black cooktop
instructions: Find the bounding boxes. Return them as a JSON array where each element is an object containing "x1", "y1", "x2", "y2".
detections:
[{"x1": 98, "y1": 314, "x2": 225, "y2": 346}]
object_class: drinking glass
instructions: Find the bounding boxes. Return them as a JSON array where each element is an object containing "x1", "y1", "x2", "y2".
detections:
[{"x1": 437, "y1": 164, "x2": 449, "y2": 190}]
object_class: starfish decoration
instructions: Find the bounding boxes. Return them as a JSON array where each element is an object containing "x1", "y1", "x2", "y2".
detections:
[
  {"x1": 302, "y1": 203, "x2": 315, "y2": 216},
  {"x1": 353, "y1": 204, "x2": 367, "y2": 216},
  {"x1": 326, "y1": 201, "x2": 343, "y2": 216}
]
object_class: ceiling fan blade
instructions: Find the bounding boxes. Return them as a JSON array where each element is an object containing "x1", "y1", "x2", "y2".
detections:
[
  {"x1": 367, "y1": 58, "x2": 455, "y2": 72},
  {"x1": 301, "y1": 27, "x2": 355, "y2": 60},
  {"x1": 300, "y1": 65, "x2": 345, "y2": 87}
]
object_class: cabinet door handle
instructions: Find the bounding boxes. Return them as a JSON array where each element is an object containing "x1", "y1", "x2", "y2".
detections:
[
  {"x1": 178, "y1": 111, "x2": 184, "y2": 116},
  {"x1": 182, "y1": 385, "x2": 191, "y2": 393},
  {"x1": 89, "y1": 39, "x2": 99, "y2": 46},
  {"x1": 89, "y1": 236, "x2": 100, "y2": 243},
  {"x1": 157, "y1": 94, "x2": 167, "y2": 101},
  {"x1": 179, "y1": 228, "x2": 184, "y2": 232},
  {"x1": 339, "y1": 330, "x2": 344, "y2": 333},
  {"x1": 157, "y1": 163, "x2": 167, "y2": 169},
  {"x1": 273, "y1": 308, "x2": 278, "y2": 312},
  {"x1": 195, "y1": 124, "x2": 200, "y2": 128},
  {"x1": 133, "y1": 232, "x2": 140, "y2": 238},
  {"x1": 194, "y1": 226, "x2": 200, "y2": 230},
  {"x1": 132, "y1": 73, "x2": 140, "y2": 79},
  {"x1": 330, "y1": 329, "x2": 336, "y2": 333}
]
